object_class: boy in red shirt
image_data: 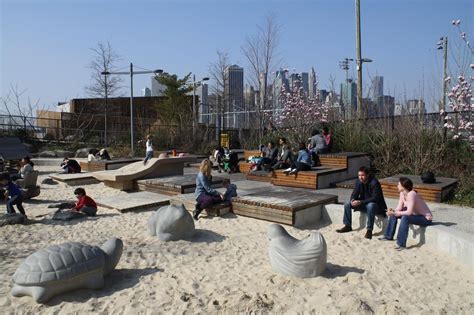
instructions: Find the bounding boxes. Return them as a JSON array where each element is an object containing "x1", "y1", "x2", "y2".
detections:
[{"x1": 71, "y1": 187, "x2": 97, "y2": 216}]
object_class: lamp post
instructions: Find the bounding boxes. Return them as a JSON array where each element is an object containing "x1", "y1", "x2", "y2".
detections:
[
  {"x1": 191, "y1": 74, "x2": 209, "y2": 135},
  {"x1": 437, "y1": 36, "x2": 448, "y2": 138},
  {"x1": 101, "y1": 64, "x2": 162, "y2": 156}
]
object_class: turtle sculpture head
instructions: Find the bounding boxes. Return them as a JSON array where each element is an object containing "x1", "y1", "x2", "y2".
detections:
[
  {"x1": 11, "y1": 238, "x2": 123, "y2": 303},
  {"x1": 101, "y1": 237, "x2": 123, "y2": 275}
]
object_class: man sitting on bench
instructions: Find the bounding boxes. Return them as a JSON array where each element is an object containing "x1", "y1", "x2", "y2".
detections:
[{"x1": 336, "y1": 166, "x2": 387, "y2": 239}]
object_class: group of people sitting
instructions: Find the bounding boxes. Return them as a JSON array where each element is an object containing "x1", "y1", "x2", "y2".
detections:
[
  {"x1": 337, "y1": 166, "x2": 433, "y2": 250},
  {"x1": 249, "y1": 127, "x2": 333, "y2": 175}
]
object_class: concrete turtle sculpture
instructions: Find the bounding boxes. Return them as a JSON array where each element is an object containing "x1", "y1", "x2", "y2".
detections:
[
  {"x1": 11, "y1": 237, "x2": 123, "y2": 303},
  {"x1": 148, "y1": 204, "x2": 195, "y2": 241},
  {"x1": 267, "y1": 224, "x2": 327, "y2": 278}
]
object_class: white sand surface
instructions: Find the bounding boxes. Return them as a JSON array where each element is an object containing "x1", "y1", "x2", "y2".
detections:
[{"x1": 0, "y1": 166, "x2": 473, "y2": 314}]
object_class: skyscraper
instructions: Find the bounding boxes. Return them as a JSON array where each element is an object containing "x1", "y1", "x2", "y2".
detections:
[
  {"x1": 372, "y1": 76, "x2": 384, "y2": 101},
  {"x1": 341, "y1": 79, "x2": 357, "y2": 119},
  {"x1": 272, "y1": 69, "x2": 289, "y2": 112},
  {"x1": 224, "y1": 65, "x2": 244, "y2": 129},
  {"x1": 308, "y1": 67, "x2": 317, "y2": 98},
  {"x1": 301, "y1": 72, "x2": 309, "y2": 94}
]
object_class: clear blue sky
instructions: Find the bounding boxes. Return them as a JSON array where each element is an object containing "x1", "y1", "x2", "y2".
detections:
[{"x1": 1, "y1": 0, "x2": 472, "y2": 113}]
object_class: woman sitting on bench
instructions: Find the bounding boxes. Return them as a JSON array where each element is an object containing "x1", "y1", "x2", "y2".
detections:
[
  {"x1": 193, "y1": 159, "x2": 223, "y2": 221},
  {"x1": 380, "y1": 177, "x2": 433, "y2": 250},
  {"x1": 283, "y1": 142, "x2": 312, "y2": 175}
]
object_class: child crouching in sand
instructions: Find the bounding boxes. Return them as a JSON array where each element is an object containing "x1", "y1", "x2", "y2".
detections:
[
  {"x1": 71, "y1": 188, "x2": 97, "y2": 216},
  {"x1": 0, "y1": 173, "x2": 27, "y2": 218},
  {"x1": 222, "y1": 178, "x2": 237, "y2": 202}
]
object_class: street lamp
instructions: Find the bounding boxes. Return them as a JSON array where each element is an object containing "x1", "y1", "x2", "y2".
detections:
[
  {"x1": 101, "y1": 64, "x2": 163, "y2": 156},
  {"x1": 191, "y1": 75, "x2": 209, "y2": 135},
  {"x1": 436, "y1": 37, "x2": 448, "y2": 112}
]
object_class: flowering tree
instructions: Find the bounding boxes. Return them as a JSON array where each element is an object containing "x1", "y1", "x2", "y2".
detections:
[
  {"x1": 442, "y1": 20, "x2": 473, "y2": 140},
  {"x1": 271, "y1": 72, "x2": 330, "y2": 144}
]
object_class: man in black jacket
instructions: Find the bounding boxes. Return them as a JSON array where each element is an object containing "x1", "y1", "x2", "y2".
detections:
[{"x1": 336, "y1": 166, "x2": 387, "y2": 239}]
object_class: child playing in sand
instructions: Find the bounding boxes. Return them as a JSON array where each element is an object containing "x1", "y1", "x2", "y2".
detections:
[
  {"x1": 0, "y1": 173, "x2": 27, "y2": 218},
  {"x1": 222, "y1": 178, "x2": 237, "y2": 202},
  {"x1": 71, "y1": 188, "x2": 98, "y2": 216},
  {"x1": 141, "y1": 134, "x2": 154, "y2": 165}
]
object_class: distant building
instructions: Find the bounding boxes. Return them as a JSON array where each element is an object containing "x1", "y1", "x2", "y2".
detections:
[
  {"x1": 319, "y1": 89, "x2": 329, "y2": 103},
  {"x1": 224, "y1": 65, "x2": 244, "y2": 129},
  {"x1": 151, "y1": 76, "x2": 166, "y2": 96},
  {"x1": 272, "y1": 69, "x2": 289, "y2": 112},
  {"x1": 394, "y1": 103, "x2": 404, "y2": 116},
  {"x1": 375, "y1": 95, "x2": 395, "y2": 117},
  {"x1": 340, "y1": 79, "x2": 357, "y2": 120},
  {"x1": 142, "y1": 87, "x2": 151, "y2": 97},
  {"x1": 372, "y1": 76, "x2": 384, "y2": 101},
  {"x1": 196, "y1": 83, "x2": 208, "y2": 124},
  {"x1": 301, "y1": 72, "x2": 309, "y2": 94},
  {"x1": 308, "y1": 67, "x2": 317, "y2": 98},
  {"x1": 406, "y1": 99, "x2": 426, "y2": 115}
]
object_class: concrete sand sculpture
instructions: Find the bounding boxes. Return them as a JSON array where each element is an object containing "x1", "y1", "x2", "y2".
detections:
[
  {"x1": 12, "y1": 238, "x2": 123, "y2": 303},
  {"x1": 148, "y1": 204, "x2": 195, "y2": 241},
  {"x1": 267, "y1": 224, "x2": 327, "y2": 278}
]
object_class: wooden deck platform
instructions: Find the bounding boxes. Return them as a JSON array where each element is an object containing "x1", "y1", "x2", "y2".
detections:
[
  {"x1": 80, "y1": 158, "x2": 141, "y2": 172},
  {"x1": 319, "y1": 152, "x2": 367, "y2": 168},
  {"x1": 49, "y1": 173, "x2": 100, "y2": 186},
  {"x1": 272, "y1": 167, "x2": 346, "y2": 189},
  {"x1": 136, "y1": 174, "x2": 225, "y2": 196},
  {"x1": 246, "y1": 170, "x2": 274, "y2": 183},
  {"x1": 95, "y1": 191, "x2": 170, "y2": 212},
  {"x1": 379, "y1": 174, "x2": 458, "y2": 202},
  {"x1": 232, "y1": 188, "x2": 338, "y2": 227}
]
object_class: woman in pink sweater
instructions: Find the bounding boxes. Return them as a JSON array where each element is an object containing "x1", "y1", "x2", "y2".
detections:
[{"x1": 379, "y1": 177, "x2": 433, "y2": 250}]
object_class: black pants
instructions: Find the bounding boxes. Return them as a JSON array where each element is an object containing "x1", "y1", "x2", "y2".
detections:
[
  {"x1": 290, "y1": 161, "x2": 312, "y2": 173},
  {"x1": 7, "y1": 195, "x2": 26, "y2": 216}
]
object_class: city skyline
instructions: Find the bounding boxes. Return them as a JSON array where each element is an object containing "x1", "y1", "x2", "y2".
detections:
[{"x1": 1, "y1": 0, "x2": 472, "y2": 113}]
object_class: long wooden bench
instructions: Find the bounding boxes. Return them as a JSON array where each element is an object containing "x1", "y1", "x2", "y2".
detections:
[
  {"x1": 379, "y1": 174, "x2": 458, "y2": 203},
  {"x1": 232, "y1": 188, "x2": 338, "y2": 227},
  {"x1": 170, "y1": 193, "x2": 231, "y2": 217},
  {"x1": 272, "y1": 167, "x2": 346, "y2": 189},
  {"x1": 137, "y1": 174, "x2": 225, "y2": 196}
]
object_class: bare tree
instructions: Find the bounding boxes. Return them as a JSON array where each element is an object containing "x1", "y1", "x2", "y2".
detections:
[
  {"x1": 85, "y1": 41, "x2": 123, "y2": 145},
  {"x1": 241, "y1": 14, "x2": 281, "y2": 141},
  {"x1": 208, "y1": 50, "x2": 230, "y2": 137}
]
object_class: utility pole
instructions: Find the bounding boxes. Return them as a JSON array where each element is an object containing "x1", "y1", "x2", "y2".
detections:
[
  {"x1": 355, "y1": 0, "x2": 364, "y2": 119},
  {"x1": 441, "y1": 37, "x2": 448, "y2": 112},
  {"x1": 104, "y1": 74, "x2": 108, "y2": 146},
  {"x1": 339, "y1": 58, "x2": 353, "y2": 119}
]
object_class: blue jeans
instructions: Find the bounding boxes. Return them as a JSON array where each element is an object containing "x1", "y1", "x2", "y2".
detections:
[
  {"x1": 144, "y1": 151, "x2": 154, "y2": 164},
  {"x1": 343, "y1": 201, "x2": 378, "y2": 230},
  {"x1": 384, "y1": 214, "x2": 432, "y2": 247},
  {"x1": 7, "y1": 195, "x2": 26, "y2": 216}
]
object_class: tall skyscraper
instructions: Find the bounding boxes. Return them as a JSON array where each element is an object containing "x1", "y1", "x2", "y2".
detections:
[
  {"x1": 340, "y1": 79, "x2": 357, "y2": 119},
  {"x1": 272, "y1": 69, "x2": 289, "y2": 112},
  {"x1": 301, "y1": 72, "x2": 309, "y2": 94},
  {"x1": 196, "y1": 83, "x2": 209, "y2": 124},
  {"x1": 308, "y1": 67, "x2": 317, "y2": 98},
  {"x1": 372, "y1": 76, "x2": 384, "y2": 101},
  {"x1": 224, "y1": 65, "x2": 244, "y2": 129}
]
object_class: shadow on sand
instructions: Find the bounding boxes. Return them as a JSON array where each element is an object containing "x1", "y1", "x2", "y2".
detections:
[
  {"x1": 323, "y1": 263, "x2": 364, "y2": 279},
  {"x1": 189, "y1": 229, "x2": 226, "y2": 243},
  {"x1": 45, "y1": 267, "x2": 163, "y2": 306}
]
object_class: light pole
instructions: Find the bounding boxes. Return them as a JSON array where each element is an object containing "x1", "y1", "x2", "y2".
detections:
[
  {"x1": 101, "y1": 64, "x2": 162, "y2": 156},
  {"x1": 437, "y1": 37, "x2": 448, "y2": 112},
  {"x1": 191, "y1": 74, "x2": 209, "y2": 135},
  {"x1": 339, "y1": 58, "x2": 353, "y2": 118}
]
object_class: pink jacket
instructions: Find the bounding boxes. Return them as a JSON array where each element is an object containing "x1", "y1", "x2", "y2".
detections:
[{"x1": 395, "y1": 191, "x2": 433, "y2": 220}]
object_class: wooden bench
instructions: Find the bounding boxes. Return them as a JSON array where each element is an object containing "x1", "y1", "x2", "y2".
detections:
[
  {"x1": 80, "y1": 159, "x2": 141, "y2": 172},
  {"x1": 379, "y1": 174, "x2": 458, "y2": 203},
  {"x1": 170, "y1": 193, "x2": 231, "y2": 217},
  {"x1": 246, "y1": 170, "x2": 274, "y2": 183},
  {"x1": 272, "y1": 167, "x2": 346, "y2": 189},
  {"x1": 232, "y1": 189, "x2": 338, "y2": 227},
  {"x1": 243, "y1": 150, "x2": 261, "y2": 160},
  {"x1": 137, "y1": 174, "x2": 225, "y2": 196},
  {"x1": 319, "y1": 152, "x2": 368, "y2": 168}
]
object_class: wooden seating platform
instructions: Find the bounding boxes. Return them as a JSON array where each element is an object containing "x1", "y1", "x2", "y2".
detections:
[
  {"x1": 95, "y1": 191, "x2": 170, "y2": 212},
  {"x1": 272, "y1": 167, "x2": 346, "y2": 189},
  {"x1": 170, "y1": 193, "x2": 231, "y2": 217},
  {"x1": 232, "y1": 188, "x2": 338, "y2": 227},
  {"x1": 243, "y1": 150, "x2": 261, "y2": 160},
  {"x1": 379, "y1": 174, "x2": 458, "y2": 202},
  {"x1": 50, "y1": 173, "x2": 100, "y2": 186},
  {"x1": 238, "y1": 162, "x2": 253, "y2": 173},
  {"x1": 137, "y1": 174, "x2": 225, "y2": 196},
  {"x1": 246, "y1": 170, "x2": 274, "y2": 183},
  {"x1": 80, "y1": 158, "x2": 141, "y2": 172}
]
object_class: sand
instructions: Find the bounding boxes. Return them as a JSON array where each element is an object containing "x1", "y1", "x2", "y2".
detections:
[{"x1": 0, "y1": 165, "x2": 473, "y2": 314}]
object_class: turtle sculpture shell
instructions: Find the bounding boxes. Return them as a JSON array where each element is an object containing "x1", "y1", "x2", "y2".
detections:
[
  {"x1": 13, "y1": 243, "x2": 104, "y2": 285},
  {"x1": 11, "y1": 238, "x2": 123, "y2": 303}
]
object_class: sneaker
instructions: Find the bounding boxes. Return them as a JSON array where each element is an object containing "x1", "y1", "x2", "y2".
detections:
[
  {"x1": 364, "y1": 230, "x2": 373, "y2": 239},
  {"x1": 394, "y1": 244, "x2": 405, "y2": 251},
  {"x1": 283, "y1": 167, "x2": 292, "y2": 174},
  {"x1": 336, "y1": 225, "x2": 352, "y2": 233},
  {"x1": 289, "y1": 168, "x2": 297, "y2": 175},
  {"x1": 378, "y1": 236, "x2": 393, "y2": 241}
]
